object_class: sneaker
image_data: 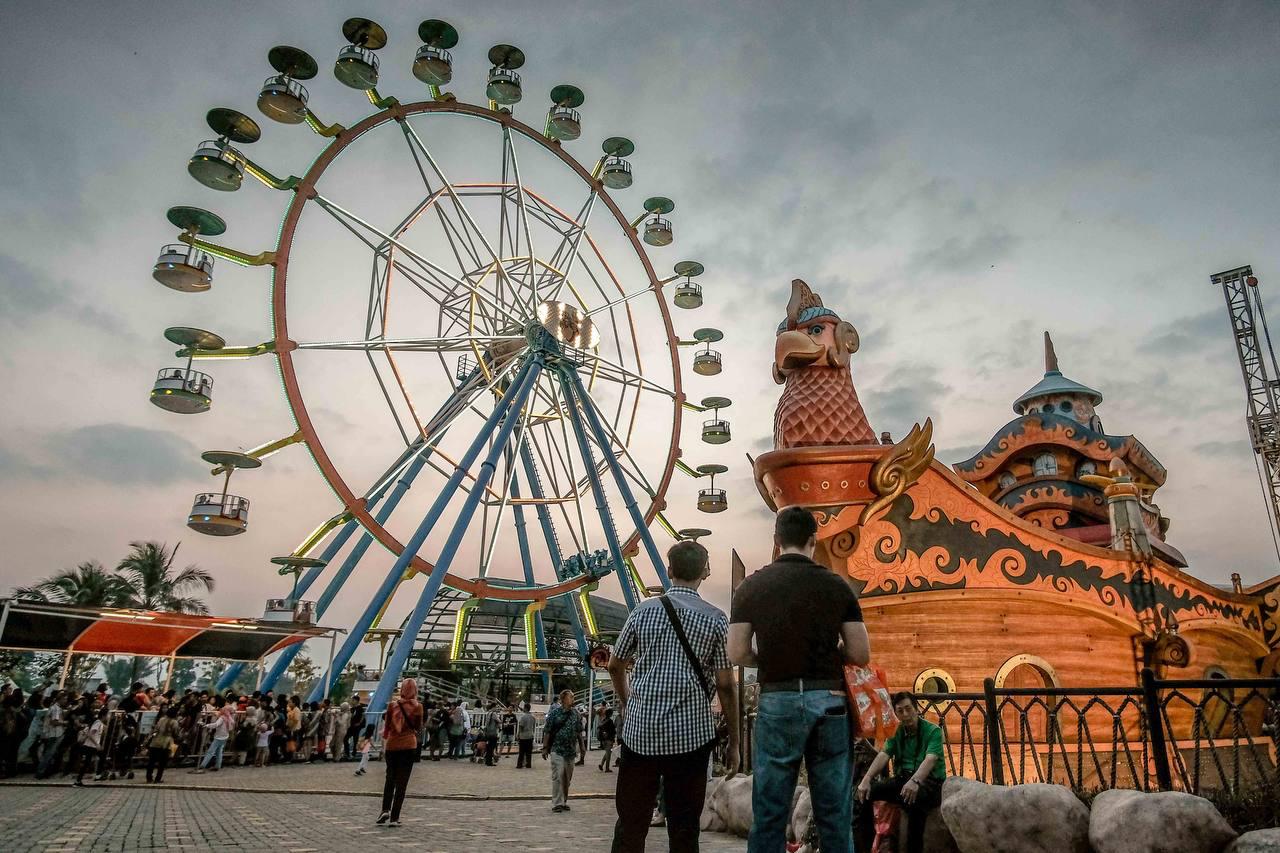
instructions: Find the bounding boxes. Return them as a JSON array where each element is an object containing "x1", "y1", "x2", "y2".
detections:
[
  {"x1": 388, "y1": 820, "x2": 401, "y2": 828},
  {"x1": 376, "y1": 812, "x2": 390, "y2": 825},
  {"x1": 563, "y1": 804, "x2": 571, "y2": 812},
  {"x1": 552, "y1": 805, "x2": 565, "y2": 813},
  {"x1": 189, "y1": 769, "x2": 205, "y2": 775}
]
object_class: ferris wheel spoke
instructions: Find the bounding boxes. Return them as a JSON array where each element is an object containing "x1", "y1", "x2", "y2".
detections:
[
  {"x1": 501, "y1": 127, "x2": 541, "y2": 312},
  {"x1": 395, "y1": 126, "x2": 487, "y2": 278},
  {"x1": 569, "y1": 379, "x2": 657, "y2": 496},
  {"x1": 542, "y1": 192, "x2": 599, "y2": 303},
  {"x1": 398, "y1": 119, "x2": 522, "y2": 313},
  {"x1": 311, "y1": 192, "x2": 525, "y2": 332},
  {"x1": 294, "y1": 334, "x2": 524, "y2": 353},
  {"x1": 577, "y1": 351, "x2": 676, "y2": 398}
]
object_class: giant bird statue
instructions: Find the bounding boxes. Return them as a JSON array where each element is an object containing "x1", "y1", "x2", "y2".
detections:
[{"x1": 773, "y1": 279, "x2": 878, "y2": 449}]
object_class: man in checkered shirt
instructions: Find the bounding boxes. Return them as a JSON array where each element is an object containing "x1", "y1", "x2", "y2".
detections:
[{"x1": 607, "y1": 541, "x2": 740, "y2": 853}]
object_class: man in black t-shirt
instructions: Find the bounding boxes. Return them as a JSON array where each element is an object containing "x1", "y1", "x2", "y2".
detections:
[{"x1": 728, "y1": 506, "x2": 869, "y2": 853}]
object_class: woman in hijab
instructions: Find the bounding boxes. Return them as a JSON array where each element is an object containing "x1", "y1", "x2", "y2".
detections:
[{"x1": 377, "y1": 678, "x2": 423, "y2": 827}]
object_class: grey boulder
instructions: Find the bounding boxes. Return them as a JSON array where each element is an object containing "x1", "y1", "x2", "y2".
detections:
[
  {"x1": 1225, "y1": 828, "x2": 1280, "y2": 852},
  {"x1": 1089, "y1": 789, "x2": 1237, "y2": 853},
  {"x1": 939, "y1": 777, "x2": 1090, "y2": 853}
]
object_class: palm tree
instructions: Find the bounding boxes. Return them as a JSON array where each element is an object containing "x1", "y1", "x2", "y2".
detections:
[
  {"x1": 115, "y1": 541, "x2": 214, "y2": 614},
  {"x1": 13, "y1": 560, "x2": 129, "y2": 607}
]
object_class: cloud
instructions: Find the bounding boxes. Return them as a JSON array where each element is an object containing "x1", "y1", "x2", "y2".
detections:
[
  {"x1": 0, "y1": 423, "x2": 202, "y2": 486},
  {"x1": 939, "y1": 443, "x2": 984, "y2": 462},
  {"x1": 1193, "y1": 438, "x2": 1249, "y2": 458},
  {"x1": 0, "y1": 253, "x2": 126, "y2": 335},
  {"x1": 1139, "y1": 309, "x2": 1227, "y2": 356},
  {"x1": 908, "y1": 228, "x2": 1020, "y2": 277},
  {"x1": 862, "y1": 364, "x2": 952, "y2": 436}
]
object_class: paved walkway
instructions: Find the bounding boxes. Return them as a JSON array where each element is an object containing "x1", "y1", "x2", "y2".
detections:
[{"x1": 0, "y1": 751, "x2": 747, "y2": 852}]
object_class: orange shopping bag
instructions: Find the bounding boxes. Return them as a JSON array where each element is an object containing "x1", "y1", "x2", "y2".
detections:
[{"x1": 843, "y1": 663, "x2": 898, "y2": 743}]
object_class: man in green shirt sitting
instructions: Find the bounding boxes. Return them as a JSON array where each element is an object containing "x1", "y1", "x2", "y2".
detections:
[{"x1": 855, "y1": 691, "x2": 946, "y2": 853}]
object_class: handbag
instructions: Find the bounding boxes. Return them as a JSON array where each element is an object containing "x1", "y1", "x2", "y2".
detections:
[
  {"x1": 658, "y1": 595, "x2": 714, "y2": 701},
  {"x1": 843, "y1": 663, "x2": 897, "y2": 742}
]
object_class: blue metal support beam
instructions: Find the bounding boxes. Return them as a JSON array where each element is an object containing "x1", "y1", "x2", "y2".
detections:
[
  {"x1": 563, "y1": 366, "x2": 671, "y2": 590},
  {"x1": 517, "y1": 441, "x2": 590, "y2": 659},
  {"x1": 264, "y1": 446, "x2": 433, "y2": 693},
  {"x1": 368, "y1": 357, "x2": 544, "y2": 713},
  {"x1": 554, "y1": 365, "x2": 640, "y2": 609},
  {"x1": 310, "y1": 357, "x2": 540, "y2": 704}
]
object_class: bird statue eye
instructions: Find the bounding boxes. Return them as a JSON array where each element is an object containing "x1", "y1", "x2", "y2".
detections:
[{"x1": 808, "y1": 324, "x2": 824, "y2": 335}]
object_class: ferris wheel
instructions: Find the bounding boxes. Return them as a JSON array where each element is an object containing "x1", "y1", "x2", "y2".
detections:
[{"x1": 148, "y1": 17, "x2": 734, "y2": 710}]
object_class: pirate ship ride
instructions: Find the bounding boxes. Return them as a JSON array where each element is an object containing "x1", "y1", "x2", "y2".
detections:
[{"x1": 753, "y1": 280, "x2": 1280, "y2": 699}]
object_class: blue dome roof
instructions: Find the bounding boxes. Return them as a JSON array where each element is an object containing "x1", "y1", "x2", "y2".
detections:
[{"x1": 1013, "y1": 370, "x2": 1102, "y2": 414}]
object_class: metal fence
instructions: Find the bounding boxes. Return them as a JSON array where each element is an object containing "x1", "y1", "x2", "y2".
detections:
[{"x1": 742, "y1": 669, "x2": 1279, "y2": 796}]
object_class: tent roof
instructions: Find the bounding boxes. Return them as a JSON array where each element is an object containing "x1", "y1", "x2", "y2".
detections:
[{"x1": 0, "y1": 599, "x2": 342, "y2": 662}]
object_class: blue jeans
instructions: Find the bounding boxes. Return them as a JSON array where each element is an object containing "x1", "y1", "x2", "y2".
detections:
[
  {"x1": 199, "y1": 737, "x2": 227, "y2": 770},
  {"x1": 748, "y1": 690, "x2": 852, "y2": 853}
]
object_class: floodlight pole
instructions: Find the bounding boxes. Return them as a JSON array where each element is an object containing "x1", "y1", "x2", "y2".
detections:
[
  {"x1": 317, "y1": 356, "x2": 542, "y2": 701},
  {"x1": 368, "y1": 357, "x2": 544, "y2": 714}
]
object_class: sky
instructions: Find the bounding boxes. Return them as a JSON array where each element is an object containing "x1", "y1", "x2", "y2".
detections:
[{"x1": 3, "y1": 0, "x2": 1280, "y2": 671}]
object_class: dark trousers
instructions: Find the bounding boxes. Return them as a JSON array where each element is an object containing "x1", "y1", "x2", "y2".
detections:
[
  {"x1": 146, "y1": 746, "x2": 171, "y2": 783},
  {"x1": 484, "y1": 735, "x2": 498, "y2": 765},
  {"x1": 857, "y1": 774, "x2": 943, "y2": 853},
  {"x1": 447, "y1": 734, "x2": 464, "y2": 758},
  {"x1": 517, "y1": 738, "x2": 534, "y2": 768},
  {"x1": 611, "y1": 741, "x2": 713, "y2": 853},
  {"x1": 381, "y1": 749, "x2": 416, "y2": 821},
  {"x1": 74, "y1": 746, "x2": 101, "y2": 783}
]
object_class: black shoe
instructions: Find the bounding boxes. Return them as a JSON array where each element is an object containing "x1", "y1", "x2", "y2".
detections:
[
  {"x1": 552, "y1": 805, "x2": 565, "y2": 813},
  {"x1": 563, "y1": 804, "x2": 571, "y2": 811},
  {"x1": 376, "y1": 812, "x2": 390, "y2": 825}
]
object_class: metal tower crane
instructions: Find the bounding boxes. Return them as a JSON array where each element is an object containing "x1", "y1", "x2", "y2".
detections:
[{"x1": 1212, "y1": 265, "x2": 1280, "y2": 559}]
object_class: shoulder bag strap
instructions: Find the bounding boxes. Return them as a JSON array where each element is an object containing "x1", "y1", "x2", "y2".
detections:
[{"x1": 659, "y1": 595, "x2": 713, "y2": 700}]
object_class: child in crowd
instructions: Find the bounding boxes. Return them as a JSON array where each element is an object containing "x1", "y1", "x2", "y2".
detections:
[
  {"x1": 254, "y1": 719, "x2": 271, "y2": 767},
  {"x1": 354, "y1": 723, "x2": 375, "y2": 776}
]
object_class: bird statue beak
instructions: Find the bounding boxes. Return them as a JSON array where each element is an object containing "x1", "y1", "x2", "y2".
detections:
[{"x1": 774, "y1": 330, "x2": 825, "y2": 380}]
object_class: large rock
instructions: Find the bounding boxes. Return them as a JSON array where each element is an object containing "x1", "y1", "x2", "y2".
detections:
[
  {"x1": 707, "y1": 773, "x2": 755, "y2": 837},
  {"x1": 940, "y1": 777, "x2": 1090, "y2": 853},
  {"x1": 700, "y1": 778, "x2": 727, "y2": 833},
  {"x1": 1228, "y1": 829, "x2": 1280, "y2": 852},
  {"x1": 918, "y1": 808, "x2": 961, "y2": 853},
  {"x1": 1089, "y1": 789, "x2": 1237, "y2": 853}
]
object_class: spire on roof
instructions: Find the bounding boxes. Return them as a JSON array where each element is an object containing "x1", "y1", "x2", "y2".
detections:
[{"x1": 1045, "y1": 331, "x2": 1059, "y2": 373}]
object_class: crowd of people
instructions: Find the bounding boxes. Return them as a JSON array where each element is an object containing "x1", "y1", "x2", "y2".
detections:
[
  {"x1": 2, "y1": 508, "x2": 931, "y2": 853},
  {"x1": 0, "y1": 680, "x2": 377, "y2": 785}
]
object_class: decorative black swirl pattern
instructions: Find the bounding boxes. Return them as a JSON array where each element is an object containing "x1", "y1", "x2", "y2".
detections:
[{"x1": 858, "y1": 494, "x2": 1261, "y2": 632}]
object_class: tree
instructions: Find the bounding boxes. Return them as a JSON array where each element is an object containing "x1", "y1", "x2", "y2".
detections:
[
  {"x1": 115, "y1": 541, "x2": 215, "y2": 614},
  {"x1": 12, "y1": 561, "x2": 130, "y2": 689},
  {"x1": 104, "y1": 657, "x2": 154, "y2": 695},
  {"x1": 13, "y1": 560, "x2": 129, "y2": 608},
  {"x1": 282, "y1": 653, "x2": 319, "y2": 697}
]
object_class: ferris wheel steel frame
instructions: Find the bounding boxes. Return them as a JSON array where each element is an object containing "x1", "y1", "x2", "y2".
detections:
[{"x1": 156, "y1": 26, "x2": 732, "y2": 711}]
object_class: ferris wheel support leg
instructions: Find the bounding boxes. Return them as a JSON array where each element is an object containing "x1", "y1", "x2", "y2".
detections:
[
  {"x1": 308, "y1": 364, "x2": 538, "y2": 705},
  {"x1": 367, "y1": 358, "x2": 545, "y2": 714},
  {"x1": 263, "y1": 447, "x2": 434, "y2": 694},
  {"x1": 509, "y1": 476, "x2": 550, "y2": 666},
  {"x1": 555, "y1": 367, "x2": 641, "y2": 611},
  {"x1": 563, "y1": 367, "x2": 672, "y2": 591},
  {"x1": 518, "y1": 443, "x2": 590, "y2": 662}
]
